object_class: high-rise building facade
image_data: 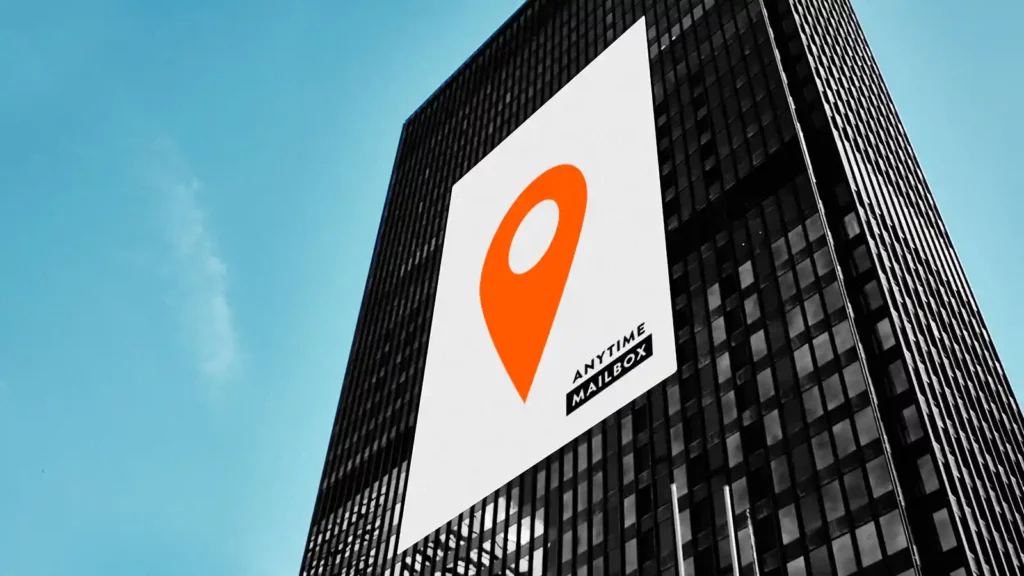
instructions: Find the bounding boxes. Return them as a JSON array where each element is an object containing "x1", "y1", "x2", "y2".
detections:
[{"x1": 299, "y1": 0, "x2": 1024, "y2": 575}]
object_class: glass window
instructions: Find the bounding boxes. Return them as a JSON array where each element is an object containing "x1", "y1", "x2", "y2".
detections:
[
  {"x1": 823, "y1": 282, "x2": 843, "y2": 313},
  {"x1": 813, "y1": 331, "x2": 834, "y2": 365},
  {"x1": 738, "y1": 526, "x2": 753, "y2": 566},
  {"x1": 781, "y1": 271, "x2": 797, "y2": 301},
  {"x1": 705, "y1": 402, "x2": 721, "y2": 435},
  {"x1": 852, "y1": 245, "x2": 872, "y2": 274},
  {"x1": 901, "y1": 405, "x2": 924, "y2": 444},
  {"x1": 727, "y1": 432, "x2": 743, "y2": 467},
  {"x1": 875, "y1": 318, "x2": 896, "y2": 350},
  {"x1": 806, "y1": 214, "x2": 824, "y2": 242},
  {"x1": 880, "y1": 510, "x2": 907, "y2": 554},
  {"x1": 770, "y1": 236, "x2": 786, "y2": 266},
  {"x1": 671, "y1": 261, "x2": 685, "y2": 280},
  {"x1": 797, "y1": 258, "x2": 815, "y2": 289},
  {"x1": 805, "y1": 294, "x2": 824, "y2": 326},
  {"x1": 795, "y1": 344, "x2": 814, "y2": 377},
  {"x1": 834, "y1": 320, "x2": 854, "y2": 353},
  {"x1": 624, "y1": 494, "x2": 636, "y2": 527},
  {"x1": 803, "y1": 387, "x2": 824, "y2": 422},
  {"x1": 623, "y1": 452, "x2": 635, "y2": 485},
  {"x1": 717, "y1": 536, "x2": 733, "y2": 570},
  {"x1": 832, "y1": 534, "x2": 856, "y2": 576},
  {"x1": 668, "y1": 385, "x2": 681, "y2": 415},
  {"x1": 784, "y1": 397, "x2": 805, "y2": 435},
  {"x1": 813, "y1": 247, "x2": 834, "y2": 274},
  {"x1": 765, "y1": 410, "x2": 783, "y2": 445},
  {"x1": 843, "y1": 213, "x2": 861, "y2": 238},
  {"x1": 733, "y1": 478, "x2": 749, "y2": 512},
  {"x1": 670, "y1": 423, "x2": 685, "y2": 456},
  {"x1": 801, "y1": 493, "x2": 823, "y2": 533},
  {"x1": 887, "y1": 361, "x2": 909, "y2": 394},
  {"x1": 842, "y1": 363, "x2": 866, "y2": 397},
  {"x1": 856, "y1": 522, "x2": 882, "y2": 566},
  {"x1": 780, "y1": 504, "x2": 800, "y2": 544},
  {"x1": 625, "y1": 537, "x2": 638, "y2": 574},
  {"x1": 680, "y1": 509, "x2": 691, "y2": 544},
  {"x1": 793, "y1": 442, "x2": 814, "y2": 481},
  {"x1": 712, "y1": 317, "x2": 727, "y2": 344},
  {"x1": 787, "y1": 306, "x2": 805, "y2": 338},
  {"x1": 717, "y1": 352, "x2": 732, "y2": 383},
  {"x1": 844, "y1": 468, "x2": 869, "y2": 510},
  {"x1": 723, "y1": 391, "x2": 737, "y2": 424},
  {"x1": 866, "y1": 457, "x2": 893, "y2": 498},
  {"x1": 789, "y1": 226, "x2": 807, "y2": 253},
  {"x1": 751, "y1": 329, "x2": 767, "y2": 360},
  {"x1": 772, "y1": 456, "x2": 792, "y2": 493},
  {"x1": 745, "y1": 295, "x2": 761, "y2": 323},
  {"x1": 758, "y1": 368, "x2": 775, "y2": 401},
  {"x1": 812, "y1": 432, "x2": 834, "y2": 470},
  {"x1": 863, "y1": 280, "x2": 883, "y2": 310},
  {"x1": 823, "y1": 480, "x2": 844, "y2": 521},
  {"x1": 809, "y1": 545, "x2": 830, "y2": 576},
  {"x1": 786, "y1": 557, "x2": 807, "y2": 576},
  {"x1": 918, "y1": 455, "x2": 940, "y2": 494},
  {"x1": 739, "y1": 261, "x2": 754, "y2": 288},
  {"x1": 855, "y1": 408, "x2": 879, "y2": 444},
  {"x1": 823, "y1": 374, "x2": 844, "y2": 410},
  {"x1": 673, "y1": 464, "x2": 687, "y2": 496},
  {"x1": 933, "y1": 509, "x2": 957, "y2": 551},
  {"x1": 833, "y1": 420, "x2": 855, "y2": 459}
]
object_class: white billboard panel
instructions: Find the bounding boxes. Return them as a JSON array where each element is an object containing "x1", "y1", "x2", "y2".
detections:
[{"x1": 398, "y1": 16, "x2": 675, "y2": 552}]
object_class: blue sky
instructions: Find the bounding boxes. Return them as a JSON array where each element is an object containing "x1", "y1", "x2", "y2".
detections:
[{"x1": 0, "y1": 1, "x2": 1020, "y2": 575}]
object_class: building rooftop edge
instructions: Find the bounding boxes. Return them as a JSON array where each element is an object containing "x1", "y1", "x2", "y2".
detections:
[{"x1": 404, "y1": 0, "x2": 532, "y2": 125}]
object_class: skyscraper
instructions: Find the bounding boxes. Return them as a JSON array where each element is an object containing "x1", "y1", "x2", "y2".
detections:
[{"x1": 299, "y1": 0, "x2": 1024, "y2": 575}]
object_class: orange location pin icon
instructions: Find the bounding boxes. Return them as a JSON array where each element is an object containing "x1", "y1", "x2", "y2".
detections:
[{"x1": 480, "y1": 164, "x2": 587, "y2": 403}]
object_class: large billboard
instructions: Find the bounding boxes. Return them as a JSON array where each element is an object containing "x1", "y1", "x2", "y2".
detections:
[{"x1": 398, "y1": 16, "x2": 675, "y2": 552}]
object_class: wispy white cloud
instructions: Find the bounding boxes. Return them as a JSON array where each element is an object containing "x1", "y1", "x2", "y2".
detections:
[
  {"x1": 148, "y1": 140, "x2": 241, "y2": 388},
  {"x1": 167, "y1": 178, "x2": 240, "y2": 386}
]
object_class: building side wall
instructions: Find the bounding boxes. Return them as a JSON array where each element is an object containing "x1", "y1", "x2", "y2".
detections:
[{"x1": 769, "y1": 0, "x2": 1024, "y2": 573}]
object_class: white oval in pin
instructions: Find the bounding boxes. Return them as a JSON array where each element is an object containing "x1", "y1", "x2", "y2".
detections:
[{"x1": 508, "y1": 199, "x2": 560, "y2": 274}]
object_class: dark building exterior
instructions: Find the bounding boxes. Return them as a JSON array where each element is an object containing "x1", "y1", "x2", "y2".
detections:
[{"x1": 299, "y1": 0, "x2": 1024, "y2": 575}]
